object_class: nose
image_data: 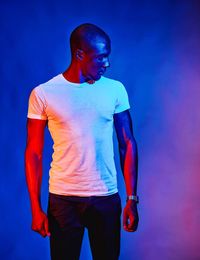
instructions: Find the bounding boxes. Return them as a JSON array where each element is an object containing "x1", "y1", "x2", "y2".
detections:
[{"x1": 103, "y1": 57, "x2": 110, "y2": 68}]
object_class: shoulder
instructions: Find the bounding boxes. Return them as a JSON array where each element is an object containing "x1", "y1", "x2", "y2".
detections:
[
  {"x1": 30, "y1": 74, "x2": 63, "y2": 96},
  {"x1": 100, "y1": 76, "x2": 125, "y2": 88},
  {"x1": 99, "y1": 76, "x2": 127, "y2": 94},
  {"x1": 39, "y1": 74, "x2": 64, "y2": 91}
]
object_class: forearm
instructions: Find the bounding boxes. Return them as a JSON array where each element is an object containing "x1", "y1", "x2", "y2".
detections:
[
  {"x1": 25, "y1": 148, "x2": 43, "y2": 214},
  {"x1": 119, "y1": 137, "x2": 138, "y2": 196}
]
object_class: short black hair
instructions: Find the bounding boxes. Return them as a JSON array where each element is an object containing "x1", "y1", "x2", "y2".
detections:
[{"x1": 70, "y1": 23, "x2": 111, "y2": 55}]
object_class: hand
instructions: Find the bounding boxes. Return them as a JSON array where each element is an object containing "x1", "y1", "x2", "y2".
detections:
[
  {"x1": 123, "y1": 200, "x2": 139, "y2": 232},
  {"x1": 31, "y1": 210, "x2": 50, "y2": 237}
]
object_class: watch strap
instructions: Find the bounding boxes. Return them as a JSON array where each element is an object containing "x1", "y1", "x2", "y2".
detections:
[{"x1": 126, "y1": 195, "x2": 139, "y2": 203}]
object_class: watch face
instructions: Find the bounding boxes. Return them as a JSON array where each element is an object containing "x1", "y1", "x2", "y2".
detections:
[{"x1": 127, "y1": 195, "x2": 139, "y2": 203}]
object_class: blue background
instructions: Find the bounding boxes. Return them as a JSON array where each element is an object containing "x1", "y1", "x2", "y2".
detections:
[{"x1": 1, "y1": 0, "x2": 200, "y2": 259}]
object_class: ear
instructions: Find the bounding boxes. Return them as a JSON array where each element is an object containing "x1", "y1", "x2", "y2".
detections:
[{"x1": 76, "y1": 49, "x2": 84, "y2": 61}]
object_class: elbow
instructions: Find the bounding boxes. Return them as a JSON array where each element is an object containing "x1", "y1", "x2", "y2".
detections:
[
  {"x1": 25, "y1": 146, "x2": 43, "y2": 180},
  {"x1": 25, "y1": 145, "x2": 43, "y2": 164},
  {"x1": 119, "y1": 137, "x2": 138, "y2": 157},
  {"x1": 119, "y1": 136, "x2": 137, "y2": 149}
]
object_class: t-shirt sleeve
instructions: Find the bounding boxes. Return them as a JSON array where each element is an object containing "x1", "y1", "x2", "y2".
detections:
[
  {"x1": 27, "y1": 86, "x2": 47, "y2": 120},
  {"x1": 114, "y1": 82, "x2": 130, "y2": 114}
]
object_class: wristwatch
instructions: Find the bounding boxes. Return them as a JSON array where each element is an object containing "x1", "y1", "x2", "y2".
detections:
[{"x1": 126, "y1": 195, "x2": 139, "y2": 203}]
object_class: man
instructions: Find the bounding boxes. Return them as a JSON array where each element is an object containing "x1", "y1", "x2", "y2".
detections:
[{"x1": 25, "y1": 23, "x2": 139, "y2": 260}]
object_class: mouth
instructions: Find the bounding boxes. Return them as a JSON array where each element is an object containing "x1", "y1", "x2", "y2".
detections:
[{"x1": 98, "y1": 69, "x2": 106, "y2": 75}]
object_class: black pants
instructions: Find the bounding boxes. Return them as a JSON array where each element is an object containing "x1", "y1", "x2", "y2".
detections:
[{"x1": 48, "y1": 192, "x2": 122, "y2": 260}]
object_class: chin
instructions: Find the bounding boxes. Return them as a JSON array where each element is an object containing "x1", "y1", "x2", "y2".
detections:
[{"x1": 93, "y1": 74, "x2": 101, "y2": 81}]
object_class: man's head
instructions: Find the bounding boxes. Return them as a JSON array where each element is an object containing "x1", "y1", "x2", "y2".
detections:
[{"x1": 70, "y1": 23, "x2": 111, "y2": 81}]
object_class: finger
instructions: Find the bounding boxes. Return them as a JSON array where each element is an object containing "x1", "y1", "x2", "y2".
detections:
[
  {"x1": 44, "y1": 217, "x2": 51, "y2": 237},
  {"x1": 123, "y1": 212, "x2": 128, "y2": 230},
  {"x1": 123, "y1": 214, "x2": 139, "y2": 232},
  {"x1": 123, "y1": 223, "x2": 134, "y2": 232},
  {"x1": 128, "y1": 216, "x2": 134, "y2": 229},
  {"x1": 32, "y1": 223, "x2": 47, "y2": 237},
  {"x1": 32, "y1": 223, "x2": 40, "y2": 232},
  {"x1": 129, "y1": 217, "x2": 139, "y2": 232},
  {"x1": 124, "y1": 226, "x2": 132, "y2": 232},
  {"x1": 123, "y1": 217, "x2": 134, "y2": 232},
  {"x1": 39, "y1": 228, "x2": 47, "y2": 237}
]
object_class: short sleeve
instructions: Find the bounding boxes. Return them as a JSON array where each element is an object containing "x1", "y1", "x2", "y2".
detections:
[
  {"x1": 114, "y1": 82, "x2": 130, "y2": 114},
  {"x1": 27, "y1": 86, "x2": 47, "y2": 120}
]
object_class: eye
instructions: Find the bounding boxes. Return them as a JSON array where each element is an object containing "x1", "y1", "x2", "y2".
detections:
[
  {"x1": 97, "y1": 56, "x2": 104, "y2": 62},
  {"x1": 97, "y1": 55, "x2": 109, "y2": 62}
]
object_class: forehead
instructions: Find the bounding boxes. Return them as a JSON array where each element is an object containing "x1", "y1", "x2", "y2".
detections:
[{"x1": 89, "y1": 39, "x2": 111, "y2": 56}]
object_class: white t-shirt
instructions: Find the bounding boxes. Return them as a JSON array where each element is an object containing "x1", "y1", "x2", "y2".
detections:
[{"x1": 28, "y1": 74, "x2": 130, "y2": 196}]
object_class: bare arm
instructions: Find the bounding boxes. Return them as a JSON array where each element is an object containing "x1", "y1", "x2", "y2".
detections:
[
  {"x1": 25, "y1": 118, "x2": 50, "y2": 237},
  {"x1": 114, "y1": 109, "x2": 139, "y2": 232}
]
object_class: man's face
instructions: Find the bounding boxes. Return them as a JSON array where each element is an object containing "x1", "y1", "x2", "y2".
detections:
[{"x1": 81, "y1": 40, "x2": 111, "y2": 81}]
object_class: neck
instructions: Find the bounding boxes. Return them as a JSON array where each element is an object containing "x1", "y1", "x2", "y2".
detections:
[{"x1": 62, "y1": 62, "x2": 87, "y2": 84}]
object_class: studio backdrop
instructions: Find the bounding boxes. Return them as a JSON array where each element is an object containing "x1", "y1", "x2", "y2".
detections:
[{"x1": 1, "y1": 1, "x2": 200, "y2": 259}]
